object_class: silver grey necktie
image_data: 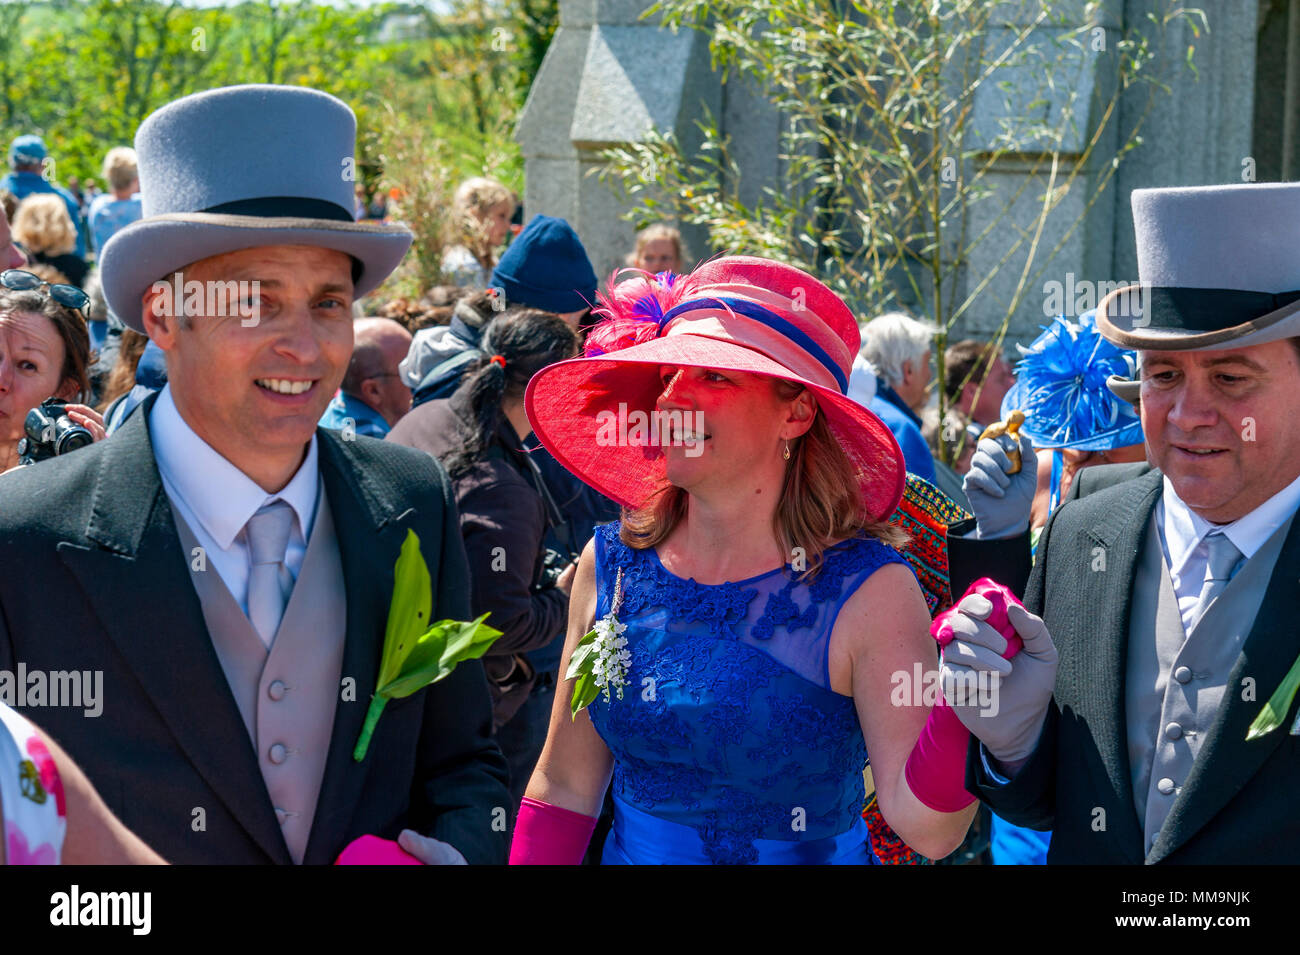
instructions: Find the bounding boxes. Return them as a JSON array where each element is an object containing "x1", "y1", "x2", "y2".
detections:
[
  {"x1": 245, "y1": 500, "x2": 295, "y2": 648},
  {"x1": 1188, "y1": 531, "x2": 1243, "y2": 633}
]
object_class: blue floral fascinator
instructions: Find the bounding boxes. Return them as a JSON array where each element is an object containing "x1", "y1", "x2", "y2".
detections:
[{"x1": 1000, "y1": 310, "x2": 1144, "y2": 452}]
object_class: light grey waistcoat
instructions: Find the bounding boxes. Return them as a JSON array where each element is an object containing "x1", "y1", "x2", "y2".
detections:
[
  {"x1": 171, "y1": 487, "x2": 347, "y2": 864},
  {"x1": 1125, "y1": 509, "x2": 1294, "y2": 856}
]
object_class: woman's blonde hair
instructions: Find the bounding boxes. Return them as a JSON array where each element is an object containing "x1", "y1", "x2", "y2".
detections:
[
  {"x1": 12, "y1": 194, "x2": 77, "y2": 256},
  {"x1": 620, "y1": 377, "x2": 907, "y2": 574},
  {"x1": 447, "y1": 177, "x2": 514, "y2": 269},
  {"x1": 624, "y1": 222, "x2": 689, "y2": 270}
]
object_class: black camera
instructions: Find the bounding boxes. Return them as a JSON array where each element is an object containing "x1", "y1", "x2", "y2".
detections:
[
  {"x1": 18, "y1": 398, "x2": 94, "y2": 465},
  {"x1": 532, "y1": 547, "x2": 573, "y2": 592}
]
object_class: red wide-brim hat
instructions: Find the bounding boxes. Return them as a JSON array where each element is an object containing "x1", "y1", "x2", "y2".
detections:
[{"x1": 524, "y1": 256, "x2": 906, "y2": 522}]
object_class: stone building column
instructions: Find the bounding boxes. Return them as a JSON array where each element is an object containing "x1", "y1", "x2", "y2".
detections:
[{"x1": 516, "y1": 0, "x2": 719, "y2": 279}]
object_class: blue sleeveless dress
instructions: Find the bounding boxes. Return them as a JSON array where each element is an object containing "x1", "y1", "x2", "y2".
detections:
[{"x1": 588, "y1": 522, "x2": 912, "y2": 865}]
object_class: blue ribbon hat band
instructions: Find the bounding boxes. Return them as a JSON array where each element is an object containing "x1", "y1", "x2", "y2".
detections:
[{"x1": 660, "y1": 295, "x2": 850, "y2": 393}]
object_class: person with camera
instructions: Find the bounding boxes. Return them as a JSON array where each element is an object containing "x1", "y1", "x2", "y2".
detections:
[
  {"x1": 387, "y1": 307, "x2": 580, "y2": 809},
  {"x1": 0, "y1": 270, "x2": 106, "y2": 474}
]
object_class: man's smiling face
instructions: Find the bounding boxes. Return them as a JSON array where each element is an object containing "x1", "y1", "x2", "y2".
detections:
[
  {"x1": 1140, "y1": 338, "x2": 1300, "y2": 522},
  {"x1": 142, "y1": 244, "x2": 355, "y2": 487}
]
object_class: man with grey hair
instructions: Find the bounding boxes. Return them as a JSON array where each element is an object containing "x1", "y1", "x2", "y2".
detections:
[
  {"x1": 319, "y1": 317, "x2": 413, "y2": 437},
  {"x1": 860, "y1": 310, "x2": 937, "y2": 481}
]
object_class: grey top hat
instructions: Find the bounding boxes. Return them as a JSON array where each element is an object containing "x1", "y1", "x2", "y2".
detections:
[
  {"x1": 1098, "y1": 182, "x2": 1300, "y2": 402},
  {"x1": 100, "y1": 85, "x2": 411, "y2": 332}
]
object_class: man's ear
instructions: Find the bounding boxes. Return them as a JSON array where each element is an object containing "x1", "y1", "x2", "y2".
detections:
[
  {"x1": 140, "y1": 285, "x2": 180, "y2": 349},
  {"x1": 359, "y1": 377, "x2": 383, "y2": 409}
]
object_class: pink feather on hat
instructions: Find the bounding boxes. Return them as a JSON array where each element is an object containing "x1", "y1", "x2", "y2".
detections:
[{"x1": 584, "y1": 269, "x2": 703, "y2": 357}]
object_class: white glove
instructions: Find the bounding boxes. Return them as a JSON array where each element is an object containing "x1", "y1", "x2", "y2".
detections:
[
  {"x1": 939, "y1": 593, "x2": 1058, "y2": 765},
  {"x1": 962, "y1": 434, "x2": 1036, "y2": 539}
]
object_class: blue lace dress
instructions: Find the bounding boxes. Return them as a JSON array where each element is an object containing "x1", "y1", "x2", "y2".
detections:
[{"x1": 587, "y1": 521, "x2": 913, "y2": 865}]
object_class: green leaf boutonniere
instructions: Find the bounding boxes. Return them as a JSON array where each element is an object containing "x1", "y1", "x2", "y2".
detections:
[
  {"x1": 566, "y1": 567, "x2": 630, "y2": 720},
  {"x1": 1245, "y1": 651, "x2": 1300, "y2": 741},
  {"x1": 353, "y1": 529, "x2": 503, "y2": 762}
]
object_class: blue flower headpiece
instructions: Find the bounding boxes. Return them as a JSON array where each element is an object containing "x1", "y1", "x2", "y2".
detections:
[{"x1": 1000, "y1": 310, "x2": 1144, "y2": 451}]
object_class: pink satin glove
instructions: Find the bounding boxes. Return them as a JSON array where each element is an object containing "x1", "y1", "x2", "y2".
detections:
[
  {"x1": 904, "y1": 696, "x2": 978, "y2": 813},
  {"x1": 903, "y1": 578, "x2": 1024, "y2": 814},
  {"x1": 508, "y1": 797, "x2": 597, "y2": 865},
  {"x1": 334, "y1": 834, "x2": 423, "y2": 865},
  {"x1": 931, "y1": 577, "x2": 1025, "y2": 659}
]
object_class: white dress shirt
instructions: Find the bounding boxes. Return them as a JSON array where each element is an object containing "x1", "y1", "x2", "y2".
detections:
[
  {"x1": 149, "y1": 384, "x2": 320, "y2": 616},
  {"x1": 1156, "y1": 472, "x2": 1300, "y2": 635},
  {"x1": 846, "y1": 352, "x2": 879, "y2": 408}
]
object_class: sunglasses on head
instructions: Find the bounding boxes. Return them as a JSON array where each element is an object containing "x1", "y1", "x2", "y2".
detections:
[{"x1": 0, "y1": 269, "x2": 90, "y2": 315}]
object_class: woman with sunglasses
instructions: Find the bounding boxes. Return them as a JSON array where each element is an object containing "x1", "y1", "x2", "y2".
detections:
[{"x1": 0, "y1": 269, "x2": 106, "y2": 473}]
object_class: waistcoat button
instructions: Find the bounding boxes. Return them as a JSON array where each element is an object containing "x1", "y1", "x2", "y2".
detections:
[
  {"x1": 269, "y1": 743, "x2": 288, "y2": 764},
  {"x1": 268, "y1": 680, "x2": 287, "y2": 701}
]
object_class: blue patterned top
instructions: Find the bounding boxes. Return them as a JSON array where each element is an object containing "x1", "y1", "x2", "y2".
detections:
[{"x1": 588, "y1": 521, "x2": 912, "y2": 864}]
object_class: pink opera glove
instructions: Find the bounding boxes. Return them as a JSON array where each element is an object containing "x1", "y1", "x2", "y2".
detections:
[
  {"x1": 904, "y1": 578, "x2": 1026, "y2": 813},
  {"x1": 931, "y1": 577, "x2": 1025, "y2": 659},
  {"x1": 334, "y1": 834, "x2": 423, "y2": 865},
  {"x1": 904, "y1": 696, "x2": 978, "y2": 812},
  {"x1": 508, "y1": 796, "x2": 597, "y2": 865}
]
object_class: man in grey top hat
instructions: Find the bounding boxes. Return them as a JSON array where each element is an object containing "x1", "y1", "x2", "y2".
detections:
[
  {"x1": 940, "y1": 181, "x2": 1300, "y2": 864},
  {"x1": 0, "y1": 85, "x2": 511, "y2": 864}
]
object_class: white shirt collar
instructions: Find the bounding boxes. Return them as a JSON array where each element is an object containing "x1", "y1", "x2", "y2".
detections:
[
  {"x1": 1161, "y1": 470, "x2": 1300, "y2": 572},
  {"x1": 149, "y1": 384, "x2": 319, "y2": 548}
]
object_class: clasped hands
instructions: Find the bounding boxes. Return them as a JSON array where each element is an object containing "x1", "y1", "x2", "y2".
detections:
[{"x1": 938, "y1": 591, "x2": 1059, "y2": 775}]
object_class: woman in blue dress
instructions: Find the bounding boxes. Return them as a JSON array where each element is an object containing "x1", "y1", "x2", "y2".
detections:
[{"x1": 509, "y1": 257, "x2": 980, "y2": 864}]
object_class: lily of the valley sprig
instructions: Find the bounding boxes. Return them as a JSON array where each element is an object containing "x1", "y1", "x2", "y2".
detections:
[
  {"x1": 567, "y1": 567, "x2": 630, "y2": 719},
  {"x1": 1245, "y1": 651, "x2": 1300, "y2": 741},
  {"x1": 354, "y1": 529, "x2": 503, "y2": 762}
]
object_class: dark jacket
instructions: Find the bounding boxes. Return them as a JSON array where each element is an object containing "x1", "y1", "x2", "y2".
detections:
[
  {"x1": 946, "y1": 521, "x2": 1032, "y2": 600},
  {"x1": 0, "y1": 392, "x2": 511, "y2": 864},
  {"x1": 520, "y1": 433, "x2": 619, "y2": 673},
  {"x1": 386, "y1": 391, "x2": 569, "y2": 727},
  {"x1": 32, "y1": 250, "x2": 89, "y2": 289},
  {"x1": 966, "y1": 462, "x2": 1300, "y2": 863}
]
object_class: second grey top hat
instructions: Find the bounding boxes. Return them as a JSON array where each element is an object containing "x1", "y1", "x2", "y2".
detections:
[{"x1": 1096, "y1": 182, "x2": 1300, "y2": 353}]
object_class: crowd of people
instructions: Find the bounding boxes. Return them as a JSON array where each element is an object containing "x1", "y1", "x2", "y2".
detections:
[{"x1": 1, "y1": 81, "x2": 1298, "y2": 869}]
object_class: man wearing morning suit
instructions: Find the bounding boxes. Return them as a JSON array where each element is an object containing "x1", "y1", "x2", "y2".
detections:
[
  {"x1": 941, "y1": 182, "x2": 1300, "y2": 864},
  {"x1": 0, "y1": 85, "x2": 510, "y2": 864}
]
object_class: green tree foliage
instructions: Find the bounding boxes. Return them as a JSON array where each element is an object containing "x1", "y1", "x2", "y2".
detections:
[{"x1": 3, "y1": 0, "x2": 547, "y2": 202}]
